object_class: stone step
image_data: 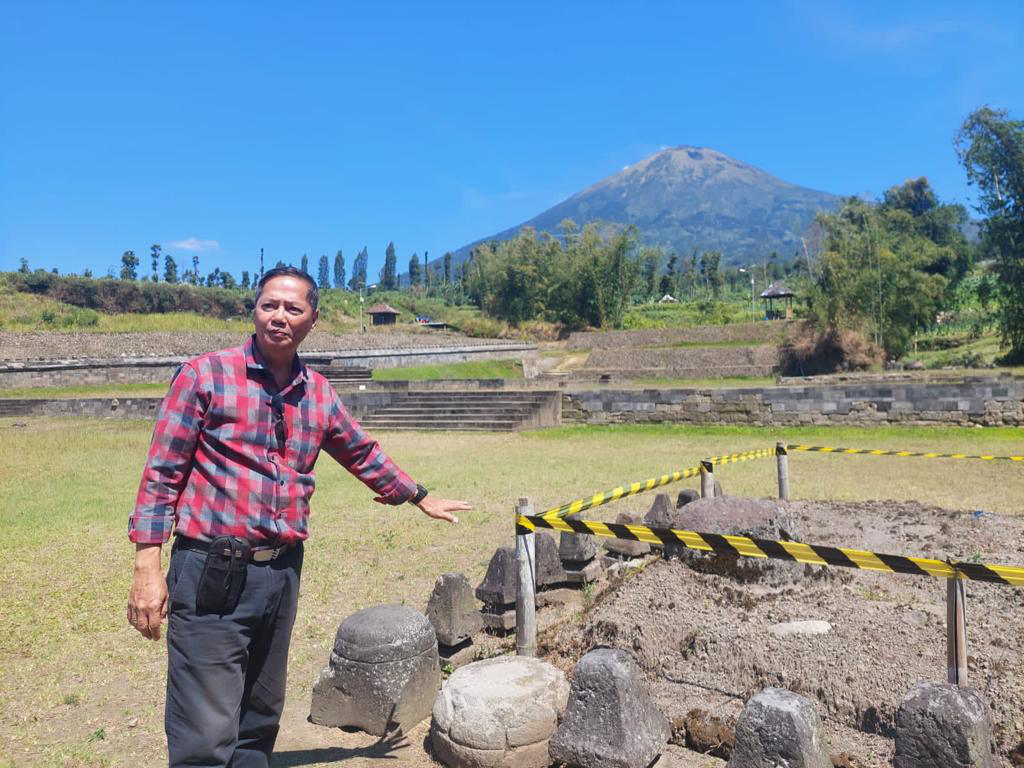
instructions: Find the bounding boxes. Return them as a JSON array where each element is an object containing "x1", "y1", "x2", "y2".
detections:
[
  {"x1": 372, "y1": 406, "x2": 538, "y2": 416},
  {"x1": 359, "y1": 420, "x2": 520, "y2": 431}
]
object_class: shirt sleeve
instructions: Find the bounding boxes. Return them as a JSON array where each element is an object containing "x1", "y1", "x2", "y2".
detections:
[
  {"x1": 129, "y1": 365, "x2": 206, "y2": 543},
  {"x1": 321, "y1": 389, "x2": 417, "y2": 505}
]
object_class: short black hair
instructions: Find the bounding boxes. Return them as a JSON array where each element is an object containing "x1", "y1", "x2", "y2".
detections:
[{"x1": 256, "y1": 267, "x2": 319, "y2": 310}]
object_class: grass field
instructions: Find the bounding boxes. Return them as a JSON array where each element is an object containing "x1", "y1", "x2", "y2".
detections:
[
  {"x1": 1, "y1": 420, "x2": 1022, "y2": 767},
  {"x1": 371, "y1": 359, "x2": 523, "y2": 381}
]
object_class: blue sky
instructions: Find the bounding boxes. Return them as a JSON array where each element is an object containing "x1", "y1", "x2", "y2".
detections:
[{"x1": 1, "y1": 1, "x2": 1021, "y2": 280}]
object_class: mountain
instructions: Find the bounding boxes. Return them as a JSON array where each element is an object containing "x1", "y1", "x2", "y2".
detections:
[{"x1": 454, "y1": 146, "x2": 843, "y2": 265}]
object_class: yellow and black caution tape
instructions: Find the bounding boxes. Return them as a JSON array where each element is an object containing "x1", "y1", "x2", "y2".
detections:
[
  {"x1": 541, "y1": 447, "x2": 775, "y2": 520},
  {"x1": 705, "y1": 447, "x2": 775, "y2": 466},
  {"x1": 786, "y1": 444, "x2": 1024, "y2": 462},
  {"x1": 517, "y1": 514, "x2": 1024, "y2": 587},
  {"x1": 540, "y1": 465, "x2": 702, "y2": 520}
]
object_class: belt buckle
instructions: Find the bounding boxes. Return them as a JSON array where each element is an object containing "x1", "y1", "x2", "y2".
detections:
[{"x1": 252, "y1": 547, "x2": 280, "y2": 563}]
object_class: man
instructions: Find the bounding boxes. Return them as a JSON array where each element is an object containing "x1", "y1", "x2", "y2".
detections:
[{"x1": 128, "y1": 267, "x2": 469, "y2": 767}]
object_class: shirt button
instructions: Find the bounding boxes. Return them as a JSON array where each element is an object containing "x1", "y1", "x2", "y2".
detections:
[{"x1": 279, "y1": 480, "x2": 285, "y2": 486}]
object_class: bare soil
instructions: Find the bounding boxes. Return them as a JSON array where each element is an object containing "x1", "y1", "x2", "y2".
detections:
[{"x1": 541, "y1": 499, "x2": 1024, "y2": 767}]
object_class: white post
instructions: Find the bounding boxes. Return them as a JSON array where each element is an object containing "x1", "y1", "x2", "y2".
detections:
[
  {"x1": 776, "y1": 442, "x2": 790, "y2": 501},
  {"x1": 515, "y1": 497, "x2": 537, "y2": 657},
  {"x1": 946, "y1": 577, "x2": 967, "y2": 686},
  {"x1": 700, "y1": 460, "x2": 715, "y2": 498}
]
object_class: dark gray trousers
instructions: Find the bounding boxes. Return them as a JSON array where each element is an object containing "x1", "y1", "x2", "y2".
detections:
[{"x1": 165, "y1": 541, "x2": 303, "y2": 768}]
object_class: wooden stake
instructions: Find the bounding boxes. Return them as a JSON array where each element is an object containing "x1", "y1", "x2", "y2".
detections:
[
  {"x1": 776, "y1": 442, "x2": 790, "y2": 501},
  {"x1": 700, "y1": 460, "x2": 715, "y2": 498},
  {"x1": 515, "y1": 497, "x2": 537, "y2": 657},
  {"x1": 946, "y1": 576, "x2": 967, "y2": 686}
]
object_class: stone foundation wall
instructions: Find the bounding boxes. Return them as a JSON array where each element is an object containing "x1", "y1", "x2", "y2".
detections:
[
  {"x1": 566, "y1": 322, "x2": 786, "y2": 350},
  {"x1": 582, "y1": 345, "x2": 778, "y2": 378},
  {"x1": 561, "y1": 376, "x2": 1024, "y2": 427},
  {"x1": 0, "y1": 344, "x2": 535, "y2": 390}
]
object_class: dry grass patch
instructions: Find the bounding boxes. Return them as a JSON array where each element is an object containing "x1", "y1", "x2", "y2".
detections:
[{"x1": 0, "y1": 420, "x2": 1021, "y2": 766}]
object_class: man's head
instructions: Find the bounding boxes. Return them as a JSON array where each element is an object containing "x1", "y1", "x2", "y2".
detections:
[{"x1": 252, "y1": 268, "x2": 319, "y2": 362}]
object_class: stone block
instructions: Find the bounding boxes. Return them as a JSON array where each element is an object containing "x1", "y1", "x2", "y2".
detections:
[
  {"x1": 475, "y1": 533, "x2": 566, "y2": 610},
  {"x1": 536, "y1": 531, "x2": 569, "y2": 587},
  {"x1": 560, "y1": 518, "x2": 598, "y2": 562},
  {"x1": 564, "y1": 558, "x2": 605, "y2": 584},
  {"x1": 676, "y1": 489, "x2": 700, "y2": 508},
  {"x1": 643, "y1": 493, "x2": 674, "y2": 529},
  {"x1": 728, "y1": 688, "x2": 831, "y2": 768},
  {"x1": 603, "y1": 509, "x2": 651, "y2": 558},
  {"x1": 310, "y1": 604, "x2": 440, "y2": 736},
  {"x1": 894, "y1": 682, "x2": 994, "y2": 768},
  {"x1": 426, "y1": 573, "x2": 483, "y2": 647},
  {"x1": 431, "y1": 655, "x2": 569, "y2": 768},
  {"x1": 549, "y1": 648, "x2": 670, "y2": 768},
  {"x1": 671, "y1": 496, "x2": 804, "y2": 584},
  {"x1": 475, "y1": 546, "x2": 517, "y2": 607}
]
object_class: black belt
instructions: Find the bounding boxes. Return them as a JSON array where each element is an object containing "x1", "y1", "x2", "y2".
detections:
[{"x1": 174, "y1": 536, "x2": 293, "y2": 563}]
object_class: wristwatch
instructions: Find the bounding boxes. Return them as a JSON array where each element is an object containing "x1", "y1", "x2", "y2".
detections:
[{"x1": 411, "y1": 483, "x2": 429, "y2": 505}]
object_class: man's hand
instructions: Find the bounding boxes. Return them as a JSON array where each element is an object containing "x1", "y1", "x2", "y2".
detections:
[
  {"x1": 416, "y1": 497, "x2": 470, "y2": 524},
  {"x1": 128, "y1": 543, "x2": 167, "y2": 641}
]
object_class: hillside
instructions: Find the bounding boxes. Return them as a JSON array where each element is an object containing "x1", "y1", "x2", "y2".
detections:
[{"x1": 455, "y1": 146, "x2": 841, "y2": 265}]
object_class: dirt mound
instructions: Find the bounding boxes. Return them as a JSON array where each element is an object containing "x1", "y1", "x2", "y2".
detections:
[{"x1": 540, "y1": 500, "x2": 1024, "y2": 767}]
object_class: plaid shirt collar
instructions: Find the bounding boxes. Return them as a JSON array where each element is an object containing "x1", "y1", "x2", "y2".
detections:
[{"x1": 244, "y1": 334, "x2": 309, "y2": 394}]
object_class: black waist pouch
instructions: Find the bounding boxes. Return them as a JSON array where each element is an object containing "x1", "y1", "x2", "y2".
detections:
[{"x1": 196, "y1": 536, "x2": 250, "y2": 614}]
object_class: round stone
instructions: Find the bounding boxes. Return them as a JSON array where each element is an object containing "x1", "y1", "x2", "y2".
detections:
[
  {"x1": 431, "y1": 655, "x2": 569, "y2": 768},
  {"x1": 334, "y1": 604, "x2": 436, "y2": 663}
]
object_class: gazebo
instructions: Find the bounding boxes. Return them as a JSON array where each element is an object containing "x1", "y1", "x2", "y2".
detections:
[
  {"x1": 759, "y1": 282, "x2": 795, "y2": 320},
  {"x1": 366, "y1": 302, "x2": 401, "y2": 326}
]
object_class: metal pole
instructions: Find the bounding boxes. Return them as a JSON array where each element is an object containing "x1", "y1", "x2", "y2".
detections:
[
  {"x1": 946, "y1": 576, "x2": 967, "y2": 685},
  {"x1": 515, "y1": 497, "x2": 537, "y2": 657},
  {"x1": 700, "y1": 460, "x2": 715, "y2": 498},
  {"x1": 776, "y1": 442, "x2": 790, "y2": 501}
]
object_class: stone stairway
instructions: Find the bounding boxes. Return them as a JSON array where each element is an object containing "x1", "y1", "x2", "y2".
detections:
[
  {"x1": 357, "y1": 390, "x2": 558, "y2": 432},
  {"x1": 315, "y1": 365, "x2": 373, "y2": 385}
]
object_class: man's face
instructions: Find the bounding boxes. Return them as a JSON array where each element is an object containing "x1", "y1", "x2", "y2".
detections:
[{"x1": 253, "y1": 276, "x2": 319, "y2": 358}]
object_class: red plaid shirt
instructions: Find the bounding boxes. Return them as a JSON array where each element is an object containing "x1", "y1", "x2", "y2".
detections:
[{"x1": 129, "y1": 336, "x2": 417, "y2": 545}]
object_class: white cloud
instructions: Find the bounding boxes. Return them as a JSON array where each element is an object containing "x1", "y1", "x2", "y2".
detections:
[{"x1": 168, "y1": 237, "x2": 220, "y2": 252}]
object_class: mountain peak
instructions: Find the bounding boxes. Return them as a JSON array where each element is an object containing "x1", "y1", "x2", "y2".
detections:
[{"x1": 456, "y1": 147, "x2": 840, "y2": 264}]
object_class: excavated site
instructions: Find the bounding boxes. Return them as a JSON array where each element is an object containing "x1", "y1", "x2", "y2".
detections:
[{"x1": 540, "y1": 499, "x2": 1024, "y2": 767}]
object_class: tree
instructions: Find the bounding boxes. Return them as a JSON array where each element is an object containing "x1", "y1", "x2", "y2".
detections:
[
  {"x1": 443, "y1": 252, "x2": 452, "y2": 284},
  {"x1": 640, "y1": 250, "x2": 659, "y2": 299},
  {"x1": 191, "y1": 254, "x2": 200, "y2": 285},
  {"x1": 241, "y1": 271, "x2": 250, "y2": 289},
  {"x1": 18, "y1": 258, "x2": 29, "y2": 273},
  {"x1": 408, "y1": 252, "x2": 421, "y2": 288},
  {"x1": 150, "y1": 244, "x2": 161, "y2": 282},
  {"x1": 808, "y1": 196, "x2": 947, "y2": 357},
  {"x1": 700, "y1": 251, "x2": 723, "y2": 297},
  {"x1": 349, "y1": 247, "x2": 368, "y2": 292},
  {"x1": 659, "y1": 254, "x2": 677, "y2": 297},
  {"x1": 956, "y1": 106, "x2": 1024, "y2": 360},
  {"x1": 317, "y1": 254, "x2": 331, "y2": 290},
  {"x1": 120, "y1": 250, "x2": 139, "y2": 280},
  {"x1": 381, "y1": 242, "x2": 397, "y2": 289},
  {"x1": 164, "y1": 254, "x2": 178, "y2": 284},
  {"x1": 333, "y1": 250, "x2": 345, "y2": 289},
  {"x1": 300, "y1": 253, "x2": 309, "y2": 274}
]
